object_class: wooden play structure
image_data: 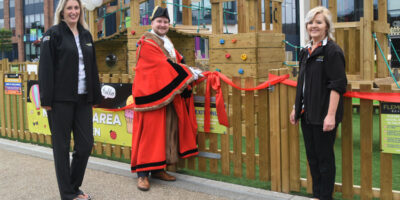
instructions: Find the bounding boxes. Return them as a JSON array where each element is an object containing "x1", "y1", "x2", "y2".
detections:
[{"x1": 0, "y1": 0, "x2": 400, "y2": 200}]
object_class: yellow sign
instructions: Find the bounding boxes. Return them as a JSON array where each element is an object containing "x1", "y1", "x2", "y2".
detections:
[
  {"x1": 27, "y1": 102, "x2": 51, "y2": 135},
  {"x1": 194, "y1": 96, "x2": 227, "y2": 134}
]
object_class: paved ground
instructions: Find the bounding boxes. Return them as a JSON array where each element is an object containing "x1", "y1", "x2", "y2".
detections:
[{"x1": 0, "y1": 138, "x2": 310, "y2": 200}]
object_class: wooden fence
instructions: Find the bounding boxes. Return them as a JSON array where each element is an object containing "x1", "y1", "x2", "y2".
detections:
[{"x1": 1, "y1": 60, "x2": 400, "y2": 199}]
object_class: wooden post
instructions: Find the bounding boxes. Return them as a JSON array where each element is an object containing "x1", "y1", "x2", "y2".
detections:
[
  {"x1": 237, "y1": 0, "x2": 247, "y2": 33},
  {"x1": 264, "y1": 0, "x2": 271, "y2": 31},
  {"x1": 220, "y1": 81, "x2": 230, "y2": 176},
  {"x1": 182, "y1": 0, "x2": 192, "y2": 26},
  {"x1": 306, "y1": 162, "x2": 313, "y2": 194},
  {"x1": 328, "y1": 0, "x2": 337, "y2": 22},
  {"x1": 360, "y1": 83, "x2": 373, "y2": 200},
  {"x1": 245, "y1": 77, "x2": 255, "y2": 179},
  {"x1": 362, "y1": 0, "x2": 375, "y2": 80},
  {"x1": 12, "y1": 94, "x2": 18, "y2": 139},
  {"x1": 288, "y1": 80, "x2": 300, "y2": 192},
  {"x1": 279, "y1": 68, "x2": 289, "y2": 193},
  {"x1": 232, "y1": 77, "x2": 243, "y2": 177},
  {"x1": 376, "y1": 32, "x2": 389, "y2": 78},
  {"x1": 258, "y1": 81, "x2": 270, "y2": 181},
  {"x1": 310, "y1": 0, "x2": 319, "y2": 8},
  {"x1": 89, "y1": 11, "x2": 98, "y2": 41},
  {"x1": 341, "y1": 85, "x2": 354, "y2": 199},
  {"x1": 246, "y1": 0, "x2": 260, "y2": 32},
  {"x1": 211, "y1": 0, "x2": 223, "y2": 34},
  {"x1": 0, "y1": 71, "x2": 5, "y2": 137},
  {"x1": 269, "y1": 70, "x2": 281, "y2": 192},
  {"x1": 130, "y1": 0, "x2": 140, "y2": 28},
  {"x1": 380, "y1": 85, "x2": 393, "y2": 200}
]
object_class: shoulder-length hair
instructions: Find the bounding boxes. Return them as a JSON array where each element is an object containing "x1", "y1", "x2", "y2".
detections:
[
  {"x1": 305, "y1": 6, "x2": 335, "y2": 42},
  {"x1": 53, "y1": 0, "x2": 88, "y2": 30}
]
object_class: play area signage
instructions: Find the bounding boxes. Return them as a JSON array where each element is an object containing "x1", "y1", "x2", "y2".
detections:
[
  {"x1": 4, "y1": 73, "x2": 22, "y2": 95},
  {"x1": 381, "y1": 102, "x2": 400, "y2": 154}
]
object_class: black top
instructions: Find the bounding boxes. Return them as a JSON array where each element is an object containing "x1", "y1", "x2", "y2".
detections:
[
  {"x1": 294, "y1": 39, "x2": 347, "y2": 125},
  {"x1": 38, "y1": 21, "x2": 102, "y2": 106}
]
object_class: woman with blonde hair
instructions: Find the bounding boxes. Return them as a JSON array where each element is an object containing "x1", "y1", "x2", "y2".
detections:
[
  {"x1": 290, "y1": 6, "x2": 347, "y2": 200},
  {"x1": 39, "y1": 0, "x2": 102, "y2": 199}
]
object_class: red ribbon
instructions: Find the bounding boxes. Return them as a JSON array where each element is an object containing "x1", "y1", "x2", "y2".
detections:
[
  {"x1": 201, "y1": 71, "x2": 290, "y2": 132},
  {"x1": 344, "y1": 92, "x2": 400, "y2": 103}
]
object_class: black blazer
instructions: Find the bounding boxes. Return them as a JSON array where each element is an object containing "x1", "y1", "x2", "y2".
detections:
[
  {"x1": 294, "y1": 40, "x2": 347, "y2": 125},
  {"x1": 38, "y1": 21, "x2": 102, "y2": 106}
]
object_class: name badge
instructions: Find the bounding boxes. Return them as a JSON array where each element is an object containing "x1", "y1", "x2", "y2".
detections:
[{"x1": 316, "y1": 56, "x2": 324, "y2": 62}]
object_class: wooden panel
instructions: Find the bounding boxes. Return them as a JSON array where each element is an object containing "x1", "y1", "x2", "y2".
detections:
[
  {"x1": 271, "y1": 1, "x2": 282, "y2": 33},
  {"x1": 335, "y1": 28, "x2": 345, "y2": 51},
  {"x1": 209, "y1": 33, "x2": 257, "y2": 49},
  {"x1": 360, "y1": 84, "x2": 373, "y2": 200},
  {"x1": 380, "y1": 85, "x2": 393, "y2": 200},
  {"x1": 123, "y1": 146, "x2": 131, "y2": 160},
  {"x1": 341, "y1": 85, "x2": 354, "y2": 199},
  {"x1": 269, "y1": 70, "x2": 281, "y2": 191},
  {"x1": 264, "y1": 0, "x2": 271, "y2": 31},
  {"x1": 344, "y1": 29, "x2": 350, "y2": 74},
  {"x1": 5, "y1": 93, "x2": 11, "y2": 137},
  {"x1": 209, "y1": 49, "x2": 257, "y2": 64},
  {"x1": 182, "y1": 0, "x2": 192, "y2": 25},
  {"x1": 279, "y1": 69, "x2": 289, "y2": 193},
  {"x1": 247, "y1": 0, "x2": 260, "y2": 32},
  {"x1": 209, "y1": 133, "x2": 218, "y2": 173},
  {"x1": 257, "y1": 82, "x2": 270, "y2": 181},
  {"x1": 257, "y1": 48, "x2": 285, "y2": 64},
  {"x1": 0, "y1": 71, "x2": 5, "y2": 137},
  {"x1": 257, "y1": 33, "x2": 285, "y2": 48},
  {"x1": 221, "y1": 81, "x2": 230, "y2": 175},
  {"x1": 245, "y1": 77, "x2": 255, "y2": 179},
  {"x1": 127, "y1": 38, "x2": 140, "y2": 51},
  {"x1": 232, "y1": 77, "x2": 242, "y2": 177},
  {"x1": 237, "y1": 0, "x2": 246, "y2": 33},
  {"x1": 362, "y1": 16, "x2": 374, "y2": 80},
  {"x1": 209, "y1": 64, "x2": 258, "y2": 77},
  {"x1": 288, "y1": 82, "x2": 300, "y2": 192}
]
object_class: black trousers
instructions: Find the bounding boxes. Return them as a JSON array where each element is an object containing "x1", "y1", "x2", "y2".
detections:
[
  {"x1": 47, "y1": 95, "x2": 94, "y2": 200},
  {"x1": 137, "y1": 169, "x2": 163, "y2": 177},
  {"x1": 301, "y1": 118, "x2": 337, "y2": 200}
]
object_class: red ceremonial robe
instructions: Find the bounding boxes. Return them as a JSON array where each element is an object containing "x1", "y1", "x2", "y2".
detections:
[{"x1": 131, "y1": 32, "x2": 198, "y2": 173}]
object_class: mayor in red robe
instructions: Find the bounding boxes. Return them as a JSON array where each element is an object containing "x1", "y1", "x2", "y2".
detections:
[{"x1": 130, "y1": 6, "x2": 199, "y2": 191}]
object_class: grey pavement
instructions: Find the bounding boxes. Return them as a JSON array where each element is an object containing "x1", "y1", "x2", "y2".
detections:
[{"x1": 0, "y1": 138, "x2": 310, "y2": 200}]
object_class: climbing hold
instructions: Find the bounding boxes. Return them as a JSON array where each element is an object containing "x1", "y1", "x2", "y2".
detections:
[
  {"x1": 220, "y1": 39, "x2": 225, "y2": 44},
  {"x1": 238, "y1": 68, "x2": 244, "y2": 74},
  {"x1": 241, "y1": 54, "x2": 248, "y2": 61},
  {"x1": 131, "y1": 30, "x2": 136, "y2": 35},
  {"x1": 225, "y1": 53, "x2": 231, "y2": 58},
  {"x1": 216, "y1": 68, "x2": 221, "y2": 72},
  {"x1": 136, "y1": 43, "x2": 139, "y2": 47},
  {"x1": 232, "y1": 39, "x2": 237, "y2": 43}
]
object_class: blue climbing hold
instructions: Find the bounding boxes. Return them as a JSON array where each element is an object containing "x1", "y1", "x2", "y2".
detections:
[
  {"x1": 220, "y1": 39, "x2": 225, "y2": 44},
  {"x1": 238, "y1": 68, "x2": 244, "y2": 74},
  {"x1": 216, "y1": 68, "x2": 221, "y2": 72},
  {"x1": 136, "y1": 43, "x2": 139, "y2": 47}
]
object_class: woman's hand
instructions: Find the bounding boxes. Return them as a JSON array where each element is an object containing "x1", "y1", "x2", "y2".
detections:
[
  {"x1": 323, "y1": 114, "x2": 335, "y2": 132},
  {"x1": 42, "y1": 106, "x2": 52, "y2": 111},
  {"x1": 289, "y1": 109, "x2": 298, "y2": 125}
]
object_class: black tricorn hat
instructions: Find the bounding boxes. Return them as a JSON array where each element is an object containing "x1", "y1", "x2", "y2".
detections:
[{"x1": 150, "y1": 6, "x2": 170, "y2": 22}]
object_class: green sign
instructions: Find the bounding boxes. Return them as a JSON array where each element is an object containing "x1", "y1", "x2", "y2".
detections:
[{"x1": 381, "y1": 102, "x2": 400, "y2": 154}]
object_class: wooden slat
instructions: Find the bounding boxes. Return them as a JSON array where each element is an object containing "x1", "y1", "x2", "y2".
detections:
[
  {"x1": 122, "y1": 146, "x2": 130, "y2": 160},
  {"x1": 209, "y1": 133, "x2": 218, "y2": 173},
  {"x1": 272, "y1": 1, "x2": 282, "y2": 33},
  {"x1": 328, "y1": 0, "x2": 337, "y2": 22},
  {"x1": 341, "y1": 85, "x2": 354, "y2": 199},
  {"x1": 288, "y1": 77, "x2": 300, "y2": 192},
  {"x1": 348, "y1": 28, "x2": 357, "y2": 74},
  {"x1": 335, "y1": 28, "x2": 344, "y2": 52},
  {"x1": 344, "y1": 29, "x2": 350, "y2": 75},
  {"x1": 245, "y1": 77, "x2": 255, "y2": 179},
  {"x1": 360, "y1": 84, "x2": 373, "y2": 200},
  {"x1": 380, "y1": 85, "x2": 393, "y2": 200},
  {"x1": 279, "y1": 69, "x2": 289, "y2": 193},
  {"x1": 247, "y1": 0, "x2": 259, "y2": 32},
  {"x1": 264, "y1": 0, "x2": 271, "y2": 31},
  {"x1": 0, "y1": 71, "x2": 5, "y2": 137},
  {"x1": 5, "y1": 92, "x2": 11, "y2": 137},
  {"x1": 221, "y1": 81, "x2": 230, "y2": 175},
  {"x1": 269, "y1": 70, "x2": 281, "y2": 191},
  {"x1": 376, "y1": 32, "x2": 389, "y2": 78},
  {"x1": 20, "y1": 72, "x2": 28, "y2": 140},
  {"x1": 237, "y1": 0, "x2": 246, "y2": 33},
  {"x1": 12, "y1": 95, "x2": 18, "y2": 138},
  {"x1": 197, "y1": 83, "x2": 206, "y2": 172},
  {"x1": 211, "y1": 3, "x2": 223, "y2": 34},
  {"x1": 306, "y1": 162, "x2": 313, "y2": 194},
  {"x1": 257, "y1": 81, "x2": 270, "y2": 181},
  {"x1": 232, "y1": 77, "x2": 242, "y2": 177}
]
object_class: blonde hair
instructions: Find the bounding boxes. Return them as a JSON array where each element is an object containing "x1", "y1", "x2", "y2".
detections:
[
  {"x1": 54, "y1": 0, "x2": 88, "y2": 30},
  {"x1": 305, "y1": 6, "x2": 335, "y2": 42}
]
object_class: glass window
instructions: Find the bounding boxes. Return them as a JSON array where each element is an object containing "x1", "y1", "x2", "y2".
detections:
[
  {"x1": 25, "y1": 15, "x2": 29, "y2": 28},
  {"x1": 0, "y1": 0, "x2": 3, "y2": 9},
  {"x1": 0, "y1": 19, "x2": 4, "y2": 28},
  {"x1": 41, "y1": 13, "x2": 44, "y2": 26},
  {"x1": 10, "y1": 17, "x2": 15, "y2": 28},
  {"x1": 10, "y1": 0, "x2": 14, "y2": 7}
]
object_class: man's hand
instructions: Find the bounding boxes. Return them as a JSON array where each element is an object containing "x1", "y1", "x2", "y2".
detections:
[
  {"x1": 289, "y1": 109, "x2": 298, "y2": 125},
  {"x1": 323, "y1": 114, "x2": 335, "y2": 132},
  {"x1": 42, "y1": 106, "x2": 52, "y2": 111}
]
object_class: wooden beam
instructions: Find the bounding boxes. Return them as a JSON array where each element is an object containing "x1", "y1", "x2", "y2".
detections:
[
  {"x1": 182, "y1": 0, "x2": 192, "y2": 25},
  {"x1": 272, "y1": 1, "x2": 282, "y2": 33},
  {"x1": 237, "y1": 0, "x2": 247, "y2": 33},
  {"x1": 211, "y1": 2, "x2": 223, "y2": 34},
  {"x1": 131, "y1": 0, "x2": 140, "y2": 28},
  {"x1": 310, "y1": 0, "x2": 319, "y2": 9},
  {"x1": 373, "y1": 21, "x2": 390, "y2": 34},
  {"x1": 376, "y1": 32, "x2": 389, "y2": 78},
  {"x1": 334, "y1": 22, "x2": 361, "y2": 29},
  {"x1": 378, "y1": 0, "x2": 387, "y2": 23},
  {"x1": 246, "y1": 0, "x2": 260, "y2": 32}
]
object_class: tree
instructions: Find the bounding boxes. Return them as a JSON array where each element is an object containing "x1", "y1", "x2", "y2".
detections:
[{"x1": 0, "y1": 28, "x2": 13, "y2": 59}]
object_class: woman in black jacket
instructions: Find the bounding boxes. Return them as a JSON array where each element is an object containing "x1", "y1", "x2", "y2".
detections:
[
  {"x1": 38, "y1": 0, "x2": 102, "y2": 199},
  {"x1": 289, "y1": 6, "x2": 347, "y2": 200}
]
